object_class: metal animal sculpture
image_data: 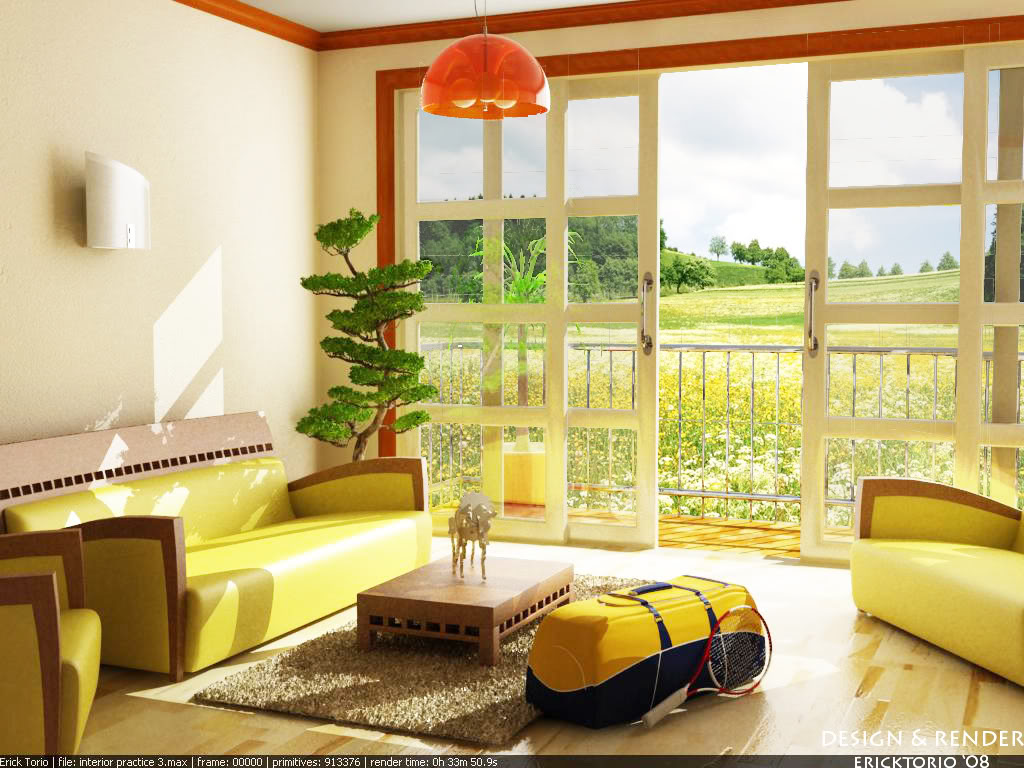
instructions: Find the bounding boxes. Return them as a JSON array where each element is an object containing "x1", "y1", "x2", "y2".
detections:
[{"x1": 449, "y1": 492, "x2": 498, "y2": 579}]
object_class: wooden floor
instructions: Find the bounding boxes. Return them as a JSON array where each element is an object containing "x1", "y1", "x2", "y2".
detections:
[
  {"x1": 658, "y1": 516, "x2": 804, "y2": 557},
  {"x1": 80, "y1": 538, "x2": 1024, "y2": 756}
]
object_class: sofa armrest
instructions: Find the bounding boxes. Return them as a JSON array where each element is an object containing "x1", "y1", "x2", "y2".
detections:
[
  {"x1": 288, "y1": 457, "x2": 428, "y2": 517},
  {"x1": 0, "y1": 529, "x2": 85, "y2": 609},
  {"x1": 0, "y1": 572, "x2": 61, "y2": 754},
  {"x1": 74, "y1": 516, "x2": 185, "y2": 682},
  {"x1": 855, "y1": 477, "x2": 1020, "y2": 548}
]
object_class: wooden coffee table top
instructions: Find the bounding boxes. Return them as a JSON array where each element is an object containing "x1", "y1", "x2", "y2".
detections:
[{"x1": 358, "y1": 557, "x2": 573, "y2": 616}]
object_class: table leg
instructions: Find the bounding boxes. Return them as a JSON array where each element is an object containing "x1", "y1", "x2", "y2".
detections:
[
  {"x1": 479, "y1": 626, "x2": 500, "y2": 666},
  {"x1": 357, "y1": 614, "x2": 375, "y2": 651}
]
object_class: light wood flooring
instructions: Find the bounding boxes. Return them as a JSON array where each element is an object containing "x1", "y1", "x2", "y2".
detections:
[{"x1": 80, "y1": 538, "x2": 1024, "y2": 756}]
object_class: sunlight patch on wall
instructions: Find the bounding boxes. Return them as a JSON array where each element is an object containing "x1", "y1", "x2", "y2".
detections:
[
  {"x1": 153, "y1": 247, "x2": 223, "y2": 421},
  {"x1": 185, "y1": 368, "x2": 225, "y2": 420}
]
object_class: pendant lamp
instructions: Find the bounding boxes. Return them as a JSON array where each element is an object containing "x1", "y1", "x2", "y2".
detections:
[{"x1": 420, "y1": 12, "x2": 549, "y2": 120}]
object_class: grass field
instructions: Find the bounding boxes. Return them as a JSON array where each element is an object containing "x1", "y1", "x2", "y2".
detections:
[{"x1": 659, "y1": 268, "x2": 961, "y2": 346}]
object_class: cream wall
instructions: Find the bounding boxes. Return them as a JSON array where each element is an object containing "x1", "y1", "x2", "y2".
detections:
[
  {"x1": 0, "y1": 0, "x2": 320, "y2": 476},
  {"x1": 316, "y1": 0, "x2": 1024, "y2": 463}
]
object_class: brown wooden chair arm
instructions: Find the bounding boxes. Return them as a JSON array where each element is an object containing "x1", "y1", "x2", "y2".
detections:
[
  {"x1": 855, "y1": 477, "x2": 1021, "y2": 547},
  {"x1": 287, "y1": 457, "x2": 428, "y2": 514},
  {"x1": 0, "y1": 572, "x2": 61, "y2": 754},
  {"x1": 73, "y1": 516, "x2": 186, "y2": 682},
  {"x1": 0, "y1": 529, "x2": 85, "y2": 609}
]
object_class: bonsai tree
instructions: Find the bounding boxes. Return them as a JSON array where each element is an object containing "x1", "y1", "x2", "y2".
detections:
[{"x1": 297, "y1": 209, "x2": 437, "y2": 461}]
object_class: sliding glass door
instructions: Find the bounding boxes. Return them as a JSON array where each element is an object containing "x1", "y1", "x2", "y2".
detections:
[
  {"x1": 396, "y1": 72, "x2": 660, "y2": 548},
  {"x1": 802, "y1": 44, "x2": 1024, "y2": 561}
]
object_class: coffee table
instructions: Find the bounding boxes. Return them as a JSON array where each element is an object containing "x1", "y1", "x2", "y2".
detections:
[{"x1": 356, "y1": 557, "x2": 574, "y2": 665}]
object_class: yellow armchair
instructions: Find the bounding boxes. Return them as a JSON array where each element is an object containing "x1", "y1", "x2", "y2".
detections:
[
  {"x1": 851, "y1": 477, "x2": 1024, "y2": 685},
  {"x1": 0, "y1": 529, "x2": 101, "y2": 754}
]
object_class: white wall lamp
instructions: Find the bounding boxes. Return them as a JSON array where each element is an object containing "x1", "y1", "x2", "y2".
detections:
[{"x1": 85, "y1": 152, "x2": 151, "y2": 249}]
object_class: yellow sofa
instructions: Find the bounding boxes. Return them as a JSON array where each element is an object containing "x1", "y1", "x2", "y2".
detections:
[
  {"x1": 0, "y1": 529, "x2": 101, "y2": 754},
  {"x1": 2, "y1": 456, "x2": 431, "y2": 680},
  {"x1": 851, "y1": 477, "x2": 1024, "y2": 686}
]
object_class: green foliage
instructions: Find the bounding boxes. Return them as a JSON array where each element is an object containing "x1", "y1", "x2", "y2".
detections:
[
  {"x1": 856, "y1": 260, "x2": 872, "y2": 278},
  {"x1": 837, "y1": 260, "x2": 858, "y2": 280},
  {"x1": 919, "y1": 259, "x2": 934, "y2": 273},
  {"x1": 937, "y1": 251, "x2": 959, "y2": 271},
  {"x1": 661, "y1": 250, "x2": 716, "y2": 293},
  {"x1": 298, "y1": 209, "x2": 437, "y2": 461},
  {"x1": 315, "y1": 209, "x2": 379, "y2": 254},
  {"x1": 827, "y1": 256, "x2": 836, "y2": 279},
  {"x1": 762, "y1": 247, "x2": 804, "y2": 284},
  {"x1": 660, "y1": 219, "x2": 668, "y2": 251},
  {"x1": 890, "y1": 262, "x2": 904, "y2": 275},
  {"x1": 709, "y1": 235, "x2": 728, "y2": 262},
  {"x1": 876, "y1": 265, "x2": 887, "y2": 277}
]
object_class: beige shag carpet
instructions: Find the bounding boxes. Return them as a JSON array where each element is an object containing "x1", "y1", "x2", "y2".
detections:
[{"x1": 194, "y1": 574, "x2": 645, "y2": 746}]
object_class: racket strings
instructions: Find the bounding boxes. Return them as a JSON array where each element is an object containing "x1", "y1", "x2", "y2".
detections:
[{"x1": 707, "y1": 609, "x2": 770, "y2": 693}]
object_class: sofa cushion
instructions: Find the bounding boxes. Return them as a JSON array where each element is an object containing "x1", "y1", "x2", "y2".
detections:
[
  {"x1": 851, "y1": 539, "x2": 1024, "y2": 685},
  {"x1": 4, "y1": 458, "x2": 294, "y2": 546},
  {"x1": 181, "y1": 509, "x2": 431, "y2": 673}
]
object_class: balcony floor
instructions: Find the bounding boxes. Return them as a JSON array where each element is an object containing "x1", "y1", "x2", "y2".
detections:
[{"x1": 659, "y1": 515, "x2": 801, "y2": 558}]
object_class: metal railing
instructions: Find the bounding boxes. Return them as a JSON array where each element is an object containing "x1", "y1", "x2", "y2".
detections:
[{"x1": 420, "y1": 341, "x2": 1017, "y2": 524}]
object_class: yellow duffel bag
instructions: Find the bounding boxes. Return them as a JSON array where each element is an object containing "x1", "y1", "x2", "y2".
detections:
[{"x1": 526, "y1": 575, "x2": 761, "y2": 728}]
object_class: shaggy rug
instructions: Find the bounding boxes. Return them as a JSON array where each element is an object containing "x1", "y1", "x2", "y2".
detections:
[{"x1": 193, "y1": 573, "x2": 645, "y2": 746}]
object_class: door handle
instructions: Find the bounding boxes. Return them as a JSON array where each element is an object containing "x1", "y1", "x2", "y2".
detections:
[
  {"x1": 807, "y1": 273, "x2": 819, "y2": 354},
  {"x1": 641, "y1": 272, "x2": 654, "y2": 355}
]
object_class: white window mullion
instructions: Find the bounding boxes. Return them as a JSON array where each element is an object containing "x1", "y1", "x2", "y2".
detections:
[{"x1": 953, "y1": 50, "x2": 990, "y2": 491}]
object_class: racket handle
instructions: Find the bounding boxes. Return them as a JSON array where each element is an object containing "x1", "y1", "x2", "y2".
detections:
[{"x1": 642, "y1": 686, "x2": 688, "y2": 728}]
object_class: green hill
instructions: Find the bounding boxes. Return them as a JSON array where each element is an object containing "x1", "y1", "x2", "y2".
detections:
[{"x1": 659, "y1": 268, "x2": 959, "y2": 347}]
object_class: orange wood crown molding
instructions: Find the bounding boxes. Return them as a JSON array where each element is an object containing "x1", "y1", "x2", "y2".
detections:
[
  {"x1": 172, "y1": 0, "x2": 321, "y2": 49},
  {"x1": 320, "y1": 0, "x2": 850, "y2": 51},
  {"x1": 174, "y1": 0, "x2": 853, "y2": 51}
]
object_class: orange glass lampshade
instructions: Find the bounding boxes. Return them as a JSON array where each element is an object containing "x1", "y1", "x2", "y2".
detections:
[{"x1": 421, "y1": 33, "x2": 549, "y2": 120}]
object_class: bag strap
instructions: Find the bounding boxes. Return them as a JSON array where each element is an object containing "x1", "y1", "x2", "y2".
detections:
[{"x1": 606, "y1": 580, "x2": 721, "y2": 650}]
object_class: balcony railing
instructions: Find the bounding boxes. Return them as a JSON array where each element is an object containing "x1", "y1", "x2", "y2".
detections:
[{"x1": 420, "y1": 340, "x2": 1019, "y2": 528}]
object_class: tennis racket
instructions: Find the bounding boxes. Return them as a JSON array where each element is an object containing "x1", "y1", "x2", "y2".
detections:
[{"x1": 642, "y1": 603, "x2": 773, "y2": 728}]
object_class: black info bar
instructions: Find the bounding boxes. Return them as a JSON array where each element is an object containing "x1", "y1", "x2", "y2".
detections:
[{"x1": 0, "y1": 756, "x2": 1021, "y2": 768}]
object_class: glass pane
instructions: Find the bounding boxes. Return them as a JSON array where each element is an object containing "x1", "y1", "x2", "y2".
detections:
[
  {"x1": 503, "y1": 218, "x2": 547, "y2": 304},
  {"x1": 827, "y1": 206, "x2": 960, "y2": 303},
  {"x1": 502, "y1": 323, "x2": 545, "y2": 407},
  {"x1": 981, "y1": 325, "x2": 1024, "y2": 424},
  {"x1": 987, "y1": 67, "x2": 1024, "y2": 182},
  {"x1": 418, "y1": 112, "x2": 483, "y2": 202},
  {"x1": 503, "y1": 114, "x2": 545, "y2": 198},
  {"x1": 567, "y1": 324, "x2": 637, "y2": 410},
  {"x1": 420, "y1": 323, "x2": 484, "y2": 405},
  {"x1": 825, "y1": 437, "x2": 954, "y2": 529},
  {"x1": 829, "y1": 74, "x2": 963, "y2": 187},
  {"x1": 567, "y1": 426, "x2": 637, "y2": 526},
  {"x1": 499, "y1": 426, "x2": 548, "y2": 520},
  {"x1": 568, "y1": 215, "x2": 638, "y2": 302},
  {"x1": 984, "y1": 203, "x2": 1024, "y2": 302},
  {"x1": 826, "y1": 328, "x2": 958, "y2": 420},
  {"x1": 422, "y1": 422, "x2": 481, "y2": 513},
  {"x1": 978, "y1": 447, "x2": 1024, "y2": 510},
  {"x1": 421, "y1": 423, "x2": 551, "y2": 523},
  {"x1": 567, "y1": 96, "x2": 638, "y2": 197},
  {"x1": 825, "y1": 325, "x2": 957, "y2": 420},
  {"x1": 419, "y1": 220, "x2": 483, "y2": 303}
]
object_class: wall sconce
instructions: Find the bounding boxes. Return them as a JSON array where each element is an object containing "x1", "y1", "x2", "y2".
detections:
[{"x1": 86, "y1": 152, "x2": 150, "y2": 249}]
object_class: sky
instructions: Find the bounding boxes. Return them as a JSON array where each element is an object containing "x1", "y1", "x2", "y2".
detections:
[{"x1": 417, "y1": 64, "x2": 1006, "y2": 276}]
